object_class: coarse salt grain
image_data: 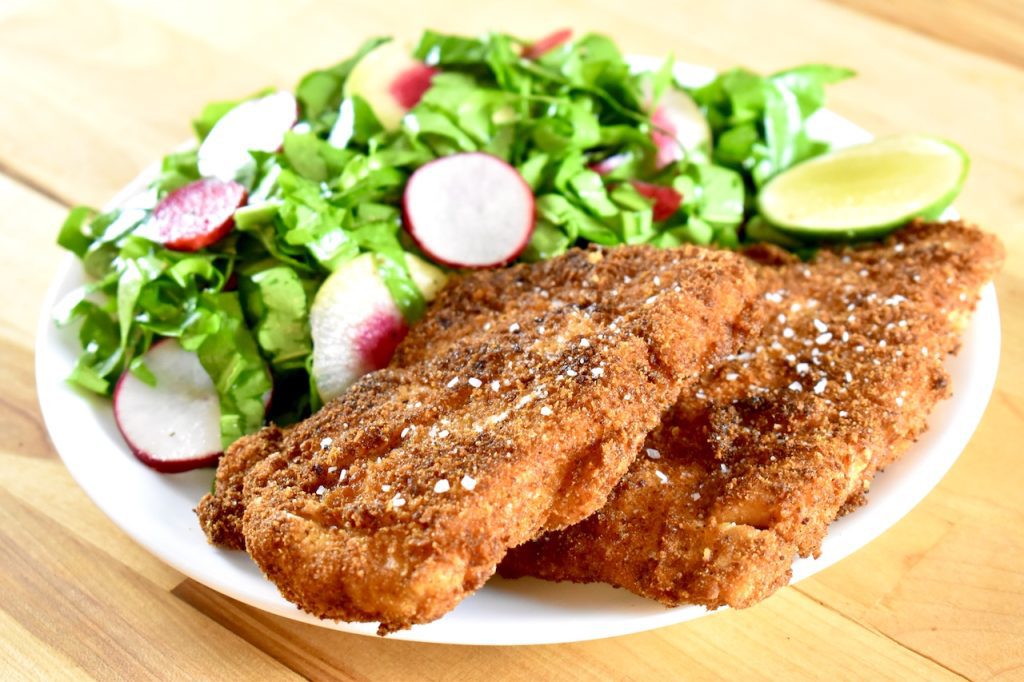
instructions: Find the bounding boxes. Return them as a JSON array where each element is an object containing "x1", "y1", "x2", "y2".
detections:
[
  {"x1": 645, "y1": 295, "x2": 658, "y2": 305},
  {"x1": 392, "y1": 494, "x2": 406, "y2": 507},
  {"x1": 591, "y1": 367, "x2": 604, "y2": 378},
  {"x1": 446, "y1": 377, "x2": 460, "y2": 388},
  {"x1": 315, "y1": 485, "x2": 326, "y2": 496},
  {"x1": 691, "y1": 492, "x2": 701, "y2": 501},
  {"x1": 725, "y1": 372, "x2": 739, "y2": 381},
  {"x1": 788, "y1": 381, "x2": 803, "y2": 392},
  {"x1": 816, "y1": 332, "x2": 833, "y2": 345},
  {"x1": 783, "y1": 327, "x2": 795, "y2": 339},
  {"x1": 461, "y1": 475, "x2": 477, "y2": 491},
  {"x1": 796, "y1": 363, "x2": 810, "y2": 375},
  {"x1": 540, "y1": 406, "x2": 553, "y2": 416},
  {"x1": 579, "y1": 338, "x2": 590, "y2": 348},
  {"x1": 320, "y1": 437, "x2": 333, "y2": 449},
  {"x1": 655, "y1": 470, "x2": 668, "y2": 484},
  {"x1": 434, "y1": 479, "x2": 450, "y2": 493},
  {"x1": 646, "y1": 448, "x2": 661, "y2": 460},
  {"x1": 813, "y1": 319, "x2": 828, "y2": 333},
  {"x1": 509, "y1": 322, "x2": 520, "y2": 333},
  {"x1": 381, "y1": 484, "x2": 391, "y2": 492},
  {"x1": 813, "y1": 378, "x2": 827, "y2": 395}
]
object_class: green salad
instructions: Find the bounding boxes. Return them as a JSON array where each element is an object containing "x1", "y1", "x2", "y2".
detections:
[{"x1": 56, "y1": 29, "x2": 855, "y2": 453}]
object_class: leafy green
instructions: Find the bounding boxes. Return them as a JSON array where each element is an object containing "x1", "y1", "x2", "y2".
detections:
[
  {"x1": 689, "y1": 64, "x2": 853, "y2": 187},
  {"x1": 241, "y1": 265, "x2": 312, "y2": 370},
  {"x1": 57, "y1": 206, "x2": 96, "y2": 258},
  {"x1": 180, "y1": 293, "x2": 272, "y2": 448},
  {"x1": 152, "y1": 149, "x2": 201, "y2": 196}
]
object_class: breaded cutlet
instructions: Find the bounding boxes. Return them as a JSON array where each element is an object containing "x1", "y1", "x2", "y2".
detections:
[
  {"x1": 197, "y1": 245, "x2": 761, "y2": 633},
  {"x1": 499, "y1": 221, "x2": 1004, "y2": 610}
]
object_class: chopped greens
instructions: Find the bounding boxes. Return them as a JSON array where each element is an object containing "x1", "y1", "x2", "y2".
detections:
[
  {"x1": 56, "y1": 29, "x2": 851, "y2": 450},
  {"x1": 688, "y1": 64, "x2": 855, "y2": 187}
]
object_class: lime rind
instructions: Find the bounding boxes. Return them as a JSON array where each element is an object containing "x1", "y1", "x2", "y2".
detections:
[{"x1": 757, "y1": 134, "x2": 969, "y2": 241}]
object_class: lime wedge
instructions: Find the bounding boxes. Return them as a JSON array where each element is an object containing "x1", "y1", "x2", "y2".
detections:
[{"x1": 758, "y1": 134, "x2": 968, "y2": 240}]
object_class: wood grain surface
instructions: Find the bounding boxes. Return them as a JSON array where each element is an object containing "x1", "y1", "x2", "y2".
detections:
[{"x1": 1, "y1": 1, "x2": 1021, "y2": 679}]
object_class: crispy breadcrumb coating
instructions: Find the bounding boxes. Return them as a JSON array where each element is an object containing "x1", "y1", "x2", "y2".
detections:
[{"x1": 500, "y1": 221, "x2": 1004, "y2": 609}]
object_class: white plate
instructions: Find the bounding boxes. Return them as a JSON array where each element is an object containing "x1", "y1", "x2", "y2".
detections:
[{"x1": 35, "y1": 61, "x2": 1001, "y2": 645}]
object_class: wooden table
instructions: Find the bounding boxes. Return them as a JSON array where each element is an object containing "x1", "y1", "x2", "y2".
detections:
[{"x1": 2, "y1": 1, "x2": 1021, "y2": 679}]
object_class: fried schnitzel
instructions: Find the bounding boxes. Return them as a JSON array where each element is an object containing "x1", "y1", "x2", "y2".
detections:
[
  {"x1": 197, "y1": 245, "x2": 761, "y2": 632},
  {"x1": 499, "y1": 221, "x2": 1004, "y2": 609}
]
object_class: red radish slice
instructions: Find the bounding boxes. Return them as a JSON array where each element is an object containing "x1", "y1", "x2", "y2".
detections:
[
  {"x1": 354, "y1": 309, "x2": 410, "y2": 370},
  {"x1": 148, "y1": 178, "x2": 247, "y2": 251},
  {"x1": 589, "y1": 152, "x2": 630, "y2": 176},
  {"x1": 631, "y1": 180, "x2": 683, "y2": 221},
  {"x1": 523, "y1": 28, "x2": 573, "y2": 59},
  {"x1": 403, "y1": 153, "x2": 535, "y2": 269},
  {"x1": 197, "y1": 90, "x2": 297, "y2": 181},
  {"x1": 113, "y1": 339, "x2": 223, "y2": 473},
  {"x1": 650, "y1": 88, "x2": 712, "y2": 168},
  {"x1": 344, "y1": 42, "x2": 430, "y2": 130},
  {"x1": 389, "y1": 63, "x2": 438, "y2": 109},
  {"x1": 651, "y1": 106, "x2": 681, "y2": 168},
  {"x1": 310, "y1": 253, "x2": 448, "y2": 402}
]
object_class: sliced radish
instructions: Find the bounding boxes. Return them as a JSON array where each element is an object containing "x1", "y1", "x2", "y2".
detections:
[
  {"x1": 148, "y1": 178, "x2": 247, "y2": 251},
  {"x1": 389, "y1": 63, "x2": 438, "y2": 109},
  {"x1": 589, "y1": 152, "x2": 630, "y2": 176},
  {"x1": 403, "y1": 152, "x2": 535, "y2": 269},
  {"x1": 114, "y1": 340, "x2": 222, "y2": 473},
  {"x1": 523, "y1": 28, "x2": 573, "y2": 60},
  {"x1": 651, "y1": 88, "x2": 712, "y2": 168},
  {"x1": 631, "y1": 180, "x2": 682, "y2": 221},
  {"x1": 197, "y1": 90, "x2": 297, "y2": 182},
  {"x1": 345, "y1": 41, "x2": 434, "y2": 130},
  {"x1": 310, "y1": 253, "x2": 448, "y2": 402}
]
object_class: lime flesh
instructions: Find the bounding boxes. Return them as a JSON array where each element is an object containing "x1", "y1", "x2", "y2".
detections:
[{"x1": 758, "y1": 134, "x2": 968, "y2": 239}]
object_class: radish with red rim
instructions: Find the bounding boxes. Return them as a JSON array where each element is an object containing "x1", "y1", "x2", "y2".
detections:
[
  {"x1": 311, "y1": 253, "x2": 448, "y2": 402},
  {"x1": 389, "y1": 63, "x2": 438, "y2": 109},
  {"x1": 344, "y1": 42, "x2": 436, "y2": 130},
  {"x1": 147, "y1": 178, "x2": 247, "y2": 252},
  {"x1": 402, "y1": 152, "x2": 535, "y2": 269},
  {"x1": 113, "y1": 339, "x2": 267, "y2": 473},
  {"x1": 522, "y1": 29, "x2": 573, "y2": 59},
  {"x1": 197, "y1": 90, "x2": 297, "y2": 182}
]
